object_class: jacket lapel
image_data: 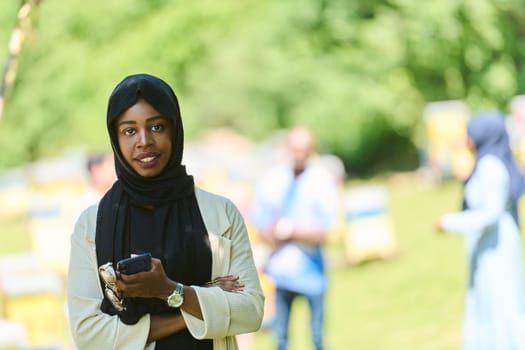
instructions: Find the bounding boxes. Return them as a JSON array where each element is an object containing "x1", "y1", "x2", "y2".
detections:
[{"x1": 195, "y1": 188, "x2": 232, "y2": 279}]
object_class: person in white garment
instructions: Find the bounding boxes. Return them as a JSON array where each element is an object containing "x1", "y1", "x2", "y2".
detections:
[{"x1": 437, "y1": 112, "x2": 525, "y2": 350}]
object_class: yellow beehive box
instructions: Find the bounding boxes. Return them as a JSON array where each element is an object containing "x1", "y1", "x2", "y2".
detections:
[
  {"x1": 344, "y1": 185, "x2": 398, "y2": 264},
  {"x1": 0, "y1": 255, "x2": 65, "y2": 349}
]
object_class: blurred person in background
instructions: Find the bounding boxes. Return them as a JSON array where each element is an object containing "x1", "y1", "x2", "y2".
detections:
[
  {"x1": 73, "y1": 151, "x2": 116, "y2": 220},
  {"x1": 251, "y1": 127, "x2": 338, "y2": 350},
  {"x1": 437, "y1": 112, "x2": 525, "y2": 349},
  {"x1": 85, "y1": 152, "x2": 116, "y2": 200},
  {"x1": 67, "y1": 73, "x2": 264, "y2": 349}
]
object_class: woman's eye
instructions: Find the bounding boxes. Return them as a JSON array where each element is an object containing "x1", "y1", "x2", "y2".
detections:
[
  {"x1": 123, "y1": 128, "x2": 136, "y2": 136},
  {"x1": 151, "y1": 124, "x2": 164, "y2": 132}
]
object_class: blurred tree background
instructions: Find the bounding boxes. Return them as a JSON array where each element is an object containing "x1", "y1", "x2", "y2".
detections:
[{"x1": 1, "y1": 0, "x2": 524, "y2": 176}]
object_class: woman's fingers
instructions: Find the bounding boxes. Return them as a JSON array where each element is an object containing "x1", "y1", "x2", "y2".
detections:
[
  {"x1": 205, "y1": 275, "x2": 244, "y2": 292},
  {"x1": 115, "y1": 258, "x2": 171, "y2": 298}
]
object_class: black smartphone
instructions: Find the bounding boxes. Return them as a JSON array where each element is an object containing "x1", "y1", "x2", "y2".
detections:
[{"x1": 117, "y1": 253, "x2": 152, "y2": 275}]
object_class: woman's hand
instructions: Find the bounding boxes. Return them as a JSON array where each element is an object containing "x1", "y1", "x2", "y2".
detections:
[
  {"x1": 205, "y1": 275, "x2": 244, "y2": 292},
  {"x1": 116, "y1": 258, "x2": 245, "y2": 299},
  {"x1": 116, "y1": 258, "x2": 174, "y2": 300}
]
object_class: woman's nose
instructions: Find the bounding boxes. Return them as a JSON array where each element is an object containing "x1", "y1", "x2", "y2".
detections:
[{"x1": 137, "y1": 129, "x2": 153, "y2": 147}]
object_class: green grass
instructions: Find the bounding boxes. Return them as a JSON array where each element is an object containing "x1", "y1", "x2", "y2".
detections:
[{"x1": 1, "y1": 176, "x2": 522, "y2": 349}]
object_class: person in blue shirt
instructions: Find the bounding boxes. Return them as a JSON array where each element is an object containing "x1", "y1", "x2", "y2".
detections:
[
  {"x1": 251, "y1": 127, "x2": 338, "y2": 350},
  {"x1": 437, "y1": 112, "x2": 525, "y2": 349}
]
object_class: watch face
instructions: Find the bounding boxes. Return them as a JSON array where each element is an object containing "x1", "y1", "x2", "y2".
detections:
[
  {"x1": 167, "y1": 283, "x2": 184, "y2": 308},
  {"x1": 168, "y1": 294, "x2": 183, "y2": 308}
]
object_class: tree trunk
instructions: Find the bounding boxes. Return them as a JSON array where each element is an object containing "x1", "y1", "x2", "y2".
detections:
[{"x1": 0, "y1": 0, "x2": 41, "y2": 121}]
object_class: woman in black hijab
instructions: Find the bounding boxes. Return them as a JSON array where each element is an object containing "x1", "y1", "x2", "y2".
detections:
[{"x1": 67, "y1": 73, "x2": 264, "y2": 349}]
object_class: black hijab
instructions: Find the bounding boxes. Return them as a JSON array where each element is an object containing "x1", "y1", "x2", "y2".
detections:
[
  {"x1": 95, "y1": 74, "x2": 212, "y2": 349},
  {"x1": 106, "y1": 73, "x2": 194, "y2": 204}
]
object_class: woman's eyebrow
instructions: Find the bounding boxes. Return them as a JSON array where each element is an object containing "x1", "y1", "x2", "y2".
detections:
[
  {"x1": 146, "y1": 115, "x2": 165, "y2": 122},
  {"x1": 118, "y1": 115, "x2": 165, "y2": 126},
  {"x1": 118, "y1": 120, "x2": 136, "y2": 126}
]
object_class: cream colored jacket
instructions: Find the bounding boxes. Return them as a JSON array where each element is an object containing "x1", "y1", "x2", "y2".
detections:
[{"x1": 67, "y1": 188, "x2": 264, "y2": 350}]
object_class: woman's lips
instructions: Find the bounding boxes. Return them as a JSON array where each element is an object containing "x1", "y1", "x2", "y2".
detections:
[
  {"x1": 135, "y1": 152, "x2": 160, "y2": 169},
  {"x1": 139, "y1": 156, "x2": 156, "y2": 163}
]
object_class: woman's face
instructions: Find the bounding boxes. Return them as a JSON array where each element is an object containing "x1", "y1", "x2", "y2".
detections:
[{"x1": 114, "y1": 98, "x2": 173, "y2": 177}]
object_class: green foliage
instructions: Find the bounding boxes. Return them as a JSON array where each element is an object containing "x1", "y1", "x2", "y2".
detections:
[{"x1": 1, "y1": 0, "x2": 525, "y2": 174}]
